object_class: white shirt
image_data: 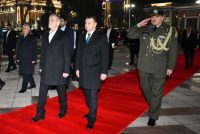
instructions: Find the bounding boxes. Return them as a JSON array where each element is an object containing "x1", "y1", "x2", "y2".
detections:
[
  {"x1": 107, "y1": 28, "x2": 111, "y2": 43},
  {"x1": 85, "y1": 29, "x2": 95, "y2": 40},
  {"x1": 187, "y1": 32, "x2": 191, "y2": 38},
  {"x1": 74, "y1": 31, "x2": 76, "y2": 49},
  {"x1": 60, "y1": 25, "x2": 66, "y2": 31},
  {"x1": 49, "y1": 30, "x2": 57, "y2": 43},
  {"x1": 6, "y1": 30, "x2": 11, "y2": 43}
]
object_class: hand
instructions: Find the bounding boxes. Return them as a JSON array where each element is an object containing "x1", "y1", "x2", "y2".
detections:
[
  {"x1": 32, "y1": 61, "x2": 36, "y2": 64},
  {"x1": 63, "y1": 73, "x2": 69, "y2": 78},
  {"x1": 16, "y1": 60, "x2": 19, "y2": 63},
  {"x1": 166, "y1": 69, "x2": 173, "y2": 76},
  {"x1": 12, "y1": 49, "x2": 16, "y2": 52},
  {"x1": 100, "y1": 74, "x2": 107, "y2": 81},
  {"x1": 39, "y1": 69, "x2": 42, "y2": 73},
  {"x1": 137, "y1": 18, "x2": 151, "y2": 27},
  {"x1": 76, "y1": 70, "x2": 80, "y2": 78}
]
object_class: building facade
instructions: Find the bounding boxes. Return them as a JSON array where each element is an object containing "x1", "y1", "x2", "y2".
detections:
[{"x1": 0, "y1": 0, "x2": 61, "y2": 28}]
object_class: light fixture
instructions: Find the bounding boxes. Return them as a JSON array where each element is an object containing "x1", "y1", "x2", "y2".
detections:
[{"x1": 196, "y1": 0, "x2": 200, "y2": 4}]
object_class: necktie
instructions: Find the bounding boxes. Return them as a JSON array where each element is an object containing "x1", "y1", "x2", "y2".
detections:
[
  {"x1": 86, "y1": 33, "x2": 91, "y2": 44},
  {"x1": 153, "y1": 26, "x2": 157, "y2": 32}
]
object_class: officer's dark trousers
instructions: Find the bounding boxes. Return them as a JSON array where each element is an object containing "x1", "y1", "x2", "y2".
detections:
[
  {"x1": 21, "y1": 74, "x2": 35, "y2": 90},
  {"x1": 84, "y1": 88, "x2": 98, "y2": 121},
  {"x1": 7, "y1": 51, "x2": 16, "y2": 69},
  {"x1": 37, "y1": 83, "x2": 67, "y2": 114},
  {"x1": 139, "y1": 71, "x2": 166, "y2": 120}
]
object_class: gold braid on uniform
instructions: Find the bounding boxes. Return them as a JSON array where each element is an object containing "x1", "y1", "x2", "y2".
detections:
[{"x1": 150, "y1": 26, "x2": 173, "y2": 54}]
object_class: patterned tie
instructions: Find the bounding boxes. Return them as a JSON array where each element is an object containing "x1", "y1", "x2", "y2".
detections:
[{"x1": 86, "y1": 33, "x2": 91, "y2": 44}]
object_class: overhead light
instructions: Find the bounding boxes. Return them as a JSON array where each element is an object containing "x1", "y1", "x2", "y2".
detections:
[{"x1": 196, "y1": 0, "x2": 200, "y2": 4}]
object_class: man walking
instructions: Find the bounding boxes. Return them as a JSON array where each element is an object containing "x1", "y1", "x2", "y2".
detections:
[
  {"x1": 32, "y1": 14, "x2": 71, "y2": 122},
  {"x1": 128, "y1": 8, "x2": 178, "y2": 126},
  {"x1": 76, "y1": 16, "x2": 109, "y2": 129}
]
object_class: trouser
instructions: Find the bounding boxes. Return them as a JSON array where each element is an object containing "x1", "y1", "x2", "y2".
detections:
[
  {"x1": 7, "y1": 51, "x2": 16, "y2": 69},
  {"x1": 184, "y1": 51, "x2": 194, "y2": 68},
  {"x1": 21, "y1": 74, "x2": 35, "y2": 90},
  {"x1": 84, "y1": 88, "x2": 98, "y2": 121},
  {"x1": 109, "y1": 48, "x2": 114, "y2": 69},
  {"x1": 139, "y1": 71, "x2": 166, "y2": 120},
  {"x1": 37, "y1": 83, "x2": 67, "y2": 114}
]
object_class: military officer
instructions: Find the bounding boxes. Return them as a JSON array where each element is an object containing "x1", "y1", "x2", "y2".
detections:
[{"x1": 127, "y1": 8, "x2": 178, "y2": 126}]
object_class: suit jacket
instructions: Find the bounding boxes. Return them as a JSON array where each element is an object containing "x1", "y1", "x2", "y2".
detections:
[
  {"x1": 62, "y1": 26, "x2": 74, "y2": 54},
  {"x1": 3, "y1": 30, "x2": 17, "y2": 53},
  {"x1": 181, "y1": 30, "x2": 197, "y2": 52},
  {"x1": 16, "y1": 34, "x2": 37, "y2": 75},
  {"x1": 40, "y1": 30, "x2": 71, "y2": 85},
  {"x1": 105, "y1": 28, "x2": 118, "y2": 47},
  {"x1": 76, "y1": 30, "x2": 109, "y2": 89},
  {"x1": 128, "y1": 23, "x2": 178, "y2": 73}
]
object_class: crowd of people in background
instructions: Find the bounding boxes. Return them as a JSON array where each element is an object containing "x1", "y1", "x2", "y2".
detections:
[{"x1": 0, "y1": 10, "x2": 200, "y2": 129}]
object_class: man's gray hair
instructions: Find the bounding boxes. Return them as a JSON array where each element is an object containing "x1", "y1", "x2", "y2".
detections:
[{"x1": 49, "y1": 14, "x2": 60, "y2": 22}]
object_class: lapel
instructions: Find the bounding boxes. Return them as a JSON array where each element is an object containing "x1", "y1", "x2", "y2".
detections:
[
  {"x1": 22, "y1": 34, "x2": 31, "y2": 46},
  {"x1": 46, "y1": 29, "x2": 61, "y2": 45},
  {"x1": 86, "y1": 30, "x2": 98, "y2": 45}
]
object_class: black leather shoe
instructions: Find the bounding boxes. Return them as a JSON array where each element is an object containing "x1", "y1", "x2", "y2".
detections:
[
  {"x1": 147, "y1": 118, "x2": 156, "y2": 126},
  {"x1": 27, "y1": 85, "x2": 36, "y2": 89},
  {"x1": 5, "y1": 69, "x2": 10, "y2": 72},
  {"x1": 57, "y1": 111, "x2": 66, "y2": 118},
  {"x1": 32, "y1": 111, "x2": 46, "y2": 122},
  {"x1": 0, "y1": 81, "x2": 5, "y2": 90},
  {"x1": 86, "y1": 123, "x2": 94, "y2": 129},
  {"x1": 18, "y1": 89, "x2": 26, "y2": 93}
]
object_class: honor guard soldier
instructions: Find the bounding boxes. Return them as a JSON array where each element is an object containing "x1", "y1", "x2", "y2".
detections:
[{"x1": 128, "y1": 8, "x2": 178, "y2": 126}]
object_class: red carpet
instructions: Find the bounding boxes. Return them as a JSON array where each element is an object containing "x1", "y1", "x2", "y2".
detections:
[{"x1": 0, "y1": 50, "x2": 200, "y2": 134}]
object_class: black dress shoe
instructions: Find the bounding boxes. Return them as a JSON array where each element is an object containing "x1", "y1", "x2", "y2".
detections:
[
  {"x1": 27, "y1": 85, "x2": 36, "y2": 89},
  {"x1": 32, "y1": 111, "x2": 46, "y2": 122},
  {"x1": 86, "y1": 123, "x2": 94, "y2": 129},
  {"x1": 147, "y1": 118, "x2": 156, "y2": 126},
  {"x1": 57, "y1": 111, "x2": 66, "y2": 118},
  {"x1": 5, "y1": 69, "x2": 10, "y2": 72},
  {"x1": 18, "y1": 89, "x2": 26, "y2": 93},
  {"x1": 0, "y1": 81, "x2": 5, "y2": 90}
]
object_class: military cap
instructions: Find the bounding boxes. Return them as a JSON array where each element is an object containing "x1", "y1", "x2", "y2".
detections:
[{"x1": 150, "y1": 8, "x2": 164, "y2": 16}]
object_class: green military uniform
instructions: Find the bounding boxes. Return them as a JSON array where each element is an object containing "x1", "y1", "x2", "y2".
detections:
[{"x1": 127, "y1": 23, "x2": 178, "y2": 120}]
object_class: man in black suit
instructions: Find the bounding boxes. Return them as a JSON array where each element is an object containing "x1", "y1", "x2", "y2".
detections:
[
  {"x1": 32, "y1": 14, "x2": 71, "y2": 122},
  {"x1": 3, "y1": 24, "x2": 17, "y2": 72},
  {"x1": 181, "y1": 26, "x2": 197, "y2": 68},
  {"x1": 76, "y1": 16, "x2": 109, "y2": 129},
  {"x1": 16, "y1": 23, "x2": 37, "y2": 93},
  {"x1": 71, "y1": 23, "x2": 81, "y2": 80},
  {"x1": 60, "y1": 17, "x2": 74, "y2": 87},
  {"x1": 105, "y1": 22, "x2": 118, "y2": 69}
]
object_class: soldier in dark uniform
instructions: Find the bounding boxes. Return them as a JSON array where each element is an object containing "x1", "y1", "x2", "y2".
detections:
[{"x1": 128, "y1": 8, "x2": 178, "y2": 126}]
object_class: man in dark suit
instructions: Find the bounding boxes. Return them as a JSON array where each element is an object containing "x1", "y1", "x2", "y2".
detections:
[
  {"x1": 16, "y1": 23, "x2": 37, "y2": 93},
  {"x1": 105, "y1": 22, "x2": 118, "y2": 69},
  {"x1": 60, "y1": 17, "x2": 74, "y2": 87},
  {"x1": 32, "y1": 14, "x2": 71, "y2": 122},
  {"x1": 181, "y1": 26, "x2": 197, "y2": 68},
  {"x1": 3, "y1": 24, "x2": 17, "y2": 72},
  {"x1": 76, "y1": 16, "x2": 109, "y2": 129},
  {"x1": 71, "y1": 23, "x2": 81, "y2": 80}
]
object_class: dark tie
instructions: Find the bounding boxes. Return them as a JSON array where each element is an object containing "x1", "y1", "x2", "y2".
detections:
[
  {"x1": 153, "y1": 26, "x2": 157, "y2": 32},
  {"x1": 86, "y1": 33, "x2": 91, "y2": 44}
]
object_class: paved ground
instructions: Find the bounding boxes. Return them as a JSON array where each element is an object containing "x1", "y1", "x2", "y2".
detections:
[{"x1": 0, "y1": 46, "x2": 200, "y2": 134}]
